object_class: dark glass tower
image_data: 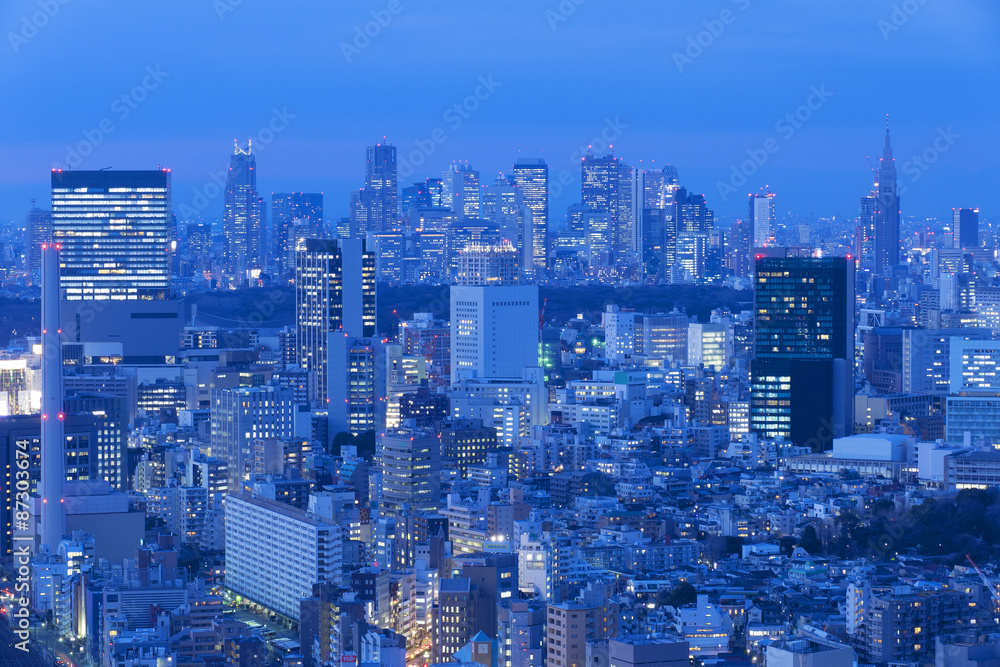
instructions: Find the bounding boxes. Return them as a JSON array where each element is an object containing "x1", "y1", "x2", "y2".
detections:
[
  {"x1": 295, "y1": 238, "x2": 376, "y2": 402},
  {"x1": 224, "y1": 141, "x2": 264, "y2": 282},
  {"x1": 750, "y1": 255, "x2": 855, "y2": 450},
  {"x1": 51, "y1": 169, "x2": 171, "y2": 300},
  {"x1": 511, "y1": 158, "x2": 549, "y2": 270},
  {"x1": 365, "y1": 142, "x2": 398, "y2": 233},
  {"x1": 954, "y1": 207, "x2": 980, "y2": 250},
  {"x1": 873, "y1": 127, "x2": 900, "y2": 276}
]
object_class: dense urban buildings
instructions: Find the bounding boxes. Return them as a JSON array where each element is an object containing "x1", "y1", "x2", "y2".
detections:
[{"x1": 2, "y1": 22, "x2": 994, "y2": 666}]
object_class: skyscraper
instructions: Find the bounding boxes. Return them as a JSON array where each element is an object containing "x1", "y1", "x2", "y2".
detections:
[
  {"x1": 211, "y1": 385, "x2": 295, "y2": 492},
  {"x1": 271, "y1": 193, "x2": 323, "y2": 273},
  {"x1": 750, "y1": 255, "x2": 854, "y2": 450},
  {"x1": 954, "y1": 207, "x2": 979, "y2": 250},
  {"x1": 295, "y1": 238, "x2": 376, "y2": 402},
  {"x1": 365, "y1": 142, "x2": 398, "y2": 233},
  {"x1": 859, "y1": 192, "x2": 877, "y2": 271},
  {"x1": 482, "y1": 176, "x2": 531, "y2": 268},
  {"x1": 873, "y1": 127, "x2": 900, "y2": 275},
  {"x1": 25, "y1": 200, "x2": 52, "y2": 278},
  {"x1": 379, "y1": 427, "x2": 441, "y2": 515},
  {"x1": 511, "y1": 159, "x2": 548, "y2": 270},
  {"x1": 223, "y1": 141, "x2": 265, "y2": 282},
  {"x1": 51, "y1": 169, "x2": 171, "y2": 300},
  {"x1": 450, "y1": 247, "x2": 538, "y2": 384},
  {"x1": 581, "y1": 152, "x2": 625, "y2": 263},
  {"x1": 443, "y1": 164, "x2": 481, "y2": 219},
  {"x1": 748, "y1": 188, "x2": 776, "y2": 247},
  {"x1": 726, "y1": 217, "x2": 752, "y2": 278}
]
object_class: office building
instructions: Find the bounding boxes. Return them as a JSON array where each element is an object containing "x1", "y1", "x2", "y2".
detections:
[
  {"x1": 546, "y1": 596, "x2": 620, "y2": 667},
  {"x1": 51, "y1": 169, "x2": 171, "y2": 300},
  {"x1": 946, "y1": 338, "x2": 1000, "y2": 446},
  {"x1": 439, "y1": 418, "x2": 499, "y2": 476},
  {"x1": 511, "y1": 159, "x2": 548, "y2": 270},
  {"x1": 223, "y1": 142, "x2": 265, "y2": 282},
  {"x1": 450, "y1": 276, "x2": 538, "y2": 384},
  {"x1": 443, "y1": 164, "x2": 481, "y2": 220},
  {"x1": 272, "y1": 192, "x2": 323, "y2": 272},
  {"x1": 225, "y1": 493, "x2": 342, "y2": 621},
  {"x1": 749, "y1": 188, "x2": 776, "y2": 247},
  {"x1": 210, "y1": 386, "x2": 295, "y2": 492},
  {"x1": 859, "y1": 192, "x2": 877, "y2": 272},
  {"x1": 296, "y1": 238, "x2": 376, "y2": 402},
  {"x1": 365, "y1": 142, "x2": 398, "y2": 233},
  {"x1": 328, "y1": 334, "x2": 382, "y2": 436},
  {"x1": 482, "y1": 176, "x2": 531, "y2": 270},
  {"x1": 582, "y1": 152, "x2": 630, "y2": 263},
  {"x1": 687, "y1": 322, "x2": 732, "y2": 372},
  {"x1": 25, "y1": 200, "x2": 52, "y2": 278},
  {"x1": 954, "y1": 207, "x2": 980, "y2": 250},
  {"x1": 902, "y1": 328, "x2": 990, "y2": 394},
  {"x1": 751, "y1": 256, "x2": 854, "y2": 449},
  {"x1": 456, "y1": 242, "x2": 520, "y2": 286},
  {"x1": 379, "y1": 427, "x2": 441, "y2": 515}
]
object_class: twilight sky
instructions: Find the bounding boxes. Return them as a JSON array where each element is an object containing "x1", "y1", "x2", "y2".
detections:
[{"x1": 1, "y1": 0, "x2": 997, "y2": 228}]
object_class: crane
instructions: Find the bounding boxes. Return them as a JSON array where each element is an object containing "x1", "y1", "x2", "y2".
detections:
[{"x1": 966, "y1": 554, "x2": 1000, "y2": 607}]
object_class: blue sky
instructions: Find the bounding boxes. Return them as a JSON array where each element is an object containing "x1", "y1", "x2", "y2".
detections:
[{"x1": 1, "y1": 0, "x2": 997, "y2": 227}]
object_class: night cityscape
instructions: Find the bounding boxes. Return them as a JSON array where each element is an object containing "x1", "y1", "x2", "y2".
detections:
[{"x1": 1, "y1": 2, "x2": 999, "y2": 666}]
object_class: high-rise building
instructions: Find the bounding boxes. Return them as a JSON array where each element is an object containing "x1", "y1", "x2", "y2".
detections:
[
  {"x1": 443, "y1": 164, "x2": 481, "y2": 220},
  {"x1": 271, "y1": 193, "x2": 323, "y2": 272},
  {"x1": 582, "y1": 152, "x2": 627, "y2": 262},
  {"x1": 365, "y1": 142, "x2": 398, "y2": 233},
  {"x1": 727, "y1": 217, "x2": 752, "y2": 278},
  {"x1": 210, "y1": 386, "x2": 295, "y2": 492},
  {"x1": 223, "y1": 142, "x2": 265, "y2": 282},
  {"x1": 873, "y1": 127, "x2": 900, "y2": 275},
  {"x1": 954, "y1": 207, "x2": 980, "y2": 250},
  {"x1": 859, "y1": 192, "x2": 877, "y2": 271},
  {"x1": 450, "y1": 249, "x2": 538, "y2": 384},
  {"x1": 749, "y1": 188, "x2": 776, "y2": 247},
  {"x1": 295, "y1": 238, "x2": 376, "y2": 402},
  {"x1": 751, "y1": 255, "x2": 854, "y2": 450},
  {"x1": 456, "y1": 243, "x2": 520, "y2": 286},
  {"x1": 482, "y1": 176, "x2": 530, "y2": 267},
  {"x1": 225, "y1": 493, "x2": 342, "y2": 621},
  {"x1": 379, "y1": 427, "x2": 441, "y2": 515},
  {"x1": 25, "y1": 200, "x2": 52, "y2": 278},
  {"x1": 545, "y1": 597, "x2": 619, "y2": 667},
  {"x1": 328, "y1": 334, "x2": 382, "y2": 436},
  {"x1": 511, "y1": 159, "x2": 548, "y2": 270},
  {"x1": 51, "y1": 169, "x2": 171, "y2": 300}
]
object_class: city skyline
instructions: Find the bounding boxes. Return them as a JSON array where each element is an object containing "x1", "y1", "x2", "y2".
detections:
[{"x1": 1, "y1": 1, "x2": 997, "y2": 225}]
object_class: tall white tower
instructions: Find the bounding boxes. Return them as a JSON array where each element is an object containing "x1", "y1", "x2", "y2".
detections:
[{"x1": 39, "y1": 243, "x2": 65, "y2": 551}]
